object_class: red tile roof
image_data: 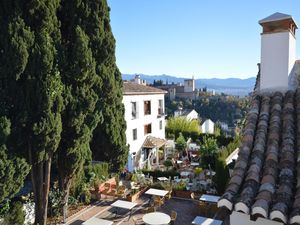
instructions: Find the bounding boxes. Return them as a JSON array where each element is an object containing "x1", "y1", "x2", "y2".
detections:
[{"x1": 123, "y1": 82, "x2": 167, "y2": 95}]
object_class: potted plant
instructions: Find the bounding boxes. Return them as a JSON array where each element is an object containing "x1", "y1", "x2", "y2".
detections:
[
  {"x1": 194, "y1": 167, "x2": 203, "y2": 177},
  {"x1": 173, "y1": 180, "x2": 192, "y2": 198}
]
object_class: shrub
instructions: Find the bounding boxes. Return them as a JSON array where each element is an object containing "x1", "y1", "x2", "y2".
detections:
[
  {"x1": 200, "y1": 136, "x2": 219, "y2": 169},
  {"x1": 4, "y1": 201, "x2": 25, "y2": 225},
  {"x1": 213, "y1": 156, "x2": 230, "y2": 195},
  {"x1": 175, "y1": 133, "x2": 186, "y2": 152},
  {"x1": 163, "y1": 160, "x2": 173, "y2": 170},
  {"x1": 89, "y1": 163, "x2": 109, "y2": 180},
  {"x1": 194, "y1": 167, "x2": 203, "y2": 176},
  {"x1": 166, "y1": 117, "x2": 201, "y2": 139}
]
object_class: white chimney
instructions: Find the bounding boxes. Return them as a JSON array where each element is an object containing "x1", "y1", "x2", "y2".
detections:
[
  {"x1": 134, "y1": 74, "x2": 141, "y2": 84},
  {"x1": 259, "y1": 12, "x2": 297, "y2": 92}
]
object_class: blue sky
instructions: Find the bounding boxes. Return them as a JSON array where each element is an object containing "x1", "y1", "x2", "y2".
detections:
[{"x1": 107, "y1": 0, "x2": 300, "y2": 79}]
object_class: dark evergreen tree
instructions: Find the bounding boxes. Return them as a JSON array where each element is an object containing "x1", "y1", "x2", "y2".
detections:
[
  {"x1": 0, "y1": 1, "x2": 63, "y2": 224},
  {"x1": 83, "y1": 0, "x2": 128, "y2": 172},
  {"x1": 213, "y1": 156, "x2": 230, "y2": 194},
  {"x1": 0, "y1": 118, "x2": 30, "y2": 206},
  {"x1": 57, "y1": 0, "x2": 102, "y2": 220}
]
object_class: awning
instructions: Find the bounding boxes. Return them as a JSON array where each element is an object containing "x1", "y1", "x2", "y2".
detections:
[{"x1": 142, "y1": 136, "x2": 166, "y2": 148}]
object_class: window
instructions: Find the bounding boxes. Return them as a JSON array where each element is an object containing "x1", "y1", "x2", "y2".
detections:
[
  {"x1": 133, "y1": 128, "x2": 137, "y2": 140},
  {"x1": 144, "y1": 100, "x2": 151, "y2": 115},
  {"x1": 159, "y1": 120, "x2": 163, "y2": 130},
  {"x1": 131, "y1": 102, "x2": 137, "y2": 119},
  {"x1": 144, "y1": 123, "x2": 152, "y2": 135},
  {"x1": 158, "y1": 99, "x2": 164, "y2": 115}
]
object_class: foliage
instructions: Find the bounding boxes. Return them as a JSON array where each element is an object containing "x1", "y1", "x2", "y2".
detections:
[
  {"x1": 219, "y1": 135, "x2": 241, "y2": 159},
  {"x1": 163, "y1": 160, "x2": 173, "y2": 170},
  {"x1": 196, "y1": 133, "x2": 233, "y2": 147},
  {"x1": 174, "y1": 180, "x2": 186, "y2": 191},
  {"x1": 48, "y1": 188, "x2": 64, "y2": 217},
  {"x1": 69, "y1": 168, "x2": 88, "y2": 201},
  {"x1": 57, "y1": 1, "x2": 103, "y2": 219},
  {"x1": 166, "y1": 117, "x2": 201, "y2": 139},
  {"x1": 0, "y1": 118, "x2": 30, "y2": 207},
  {"x1": 3, "y1": 201, "x2": 25, "y2": 225},
  {"x1": 131, "y1": 173, "x2": 138, "y2": 183},
  {"x1": 0, "y1": 199, "x2": 10, "y2": 217},
  {"x1": 200, "y1": 137, "x2": 219, "y2": 169},
  {"x1": 0, "y1": 1, "x2": 64, "y2": 224},
  {"x1": 89, "y1": 163, "x2": 109, "y2": 181},
  {"x1": 175, "y1": 133, "x2": 187, "y2": 152},
  {"x1": 142, "y1": 170, "x2": 180, "y2": 180},
  {"x1": 213, "y1": 156, "x2": 230, "y2": 195},
  {"x1": 214, "y1": 124, "x2": 221, "y2": 137},
  {"x1": 165, "y1": 95, "x2": 249, "y2": 127},
  {"x1": 89, "y1": 0, "x2": 128, "y2": 172},
  {"x1": 194, "y1": 167, "x2": 203, "y2": 176}
]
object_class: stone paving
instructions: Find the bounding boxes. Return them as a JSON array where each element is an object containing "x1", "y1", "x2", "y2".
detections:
[{"x1": 65, "y1": 195, "x2": 225, "y2": 225}]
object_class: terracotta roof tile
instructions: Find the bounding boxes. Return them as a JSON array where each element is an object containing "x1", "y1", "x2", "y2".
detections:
[
  {"x1": 123, "y1": 82, "x2": 167, "y2": 95},
  {"x1": 218, "y1": 88, "x2": 300, "y2": 224}
]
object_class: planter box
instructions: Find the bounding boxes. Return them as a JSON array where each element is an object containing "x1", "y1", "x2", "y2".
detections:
[
  {"x1": 173, "y1": 190, "x2": 192, "y2": 199},
  {"x1": 126, "y1": 187, "x2": 148, "y2": 202}
]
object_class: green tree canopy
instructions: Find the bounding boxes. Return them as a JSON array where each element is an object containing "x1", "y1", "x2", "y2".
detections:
[
  {"x1": 200, "y1": 136, "x2": 219, "y2": 168},
  {"x1": 0, "y1": 1, "x2": 63, "y2": 224},
  {"x1": 175, "y1": 133, "x2": 187, "y2": 152},
  {"x1": 89, "y1": 0, "x2": 128, "y2": 172},
  {"x1": 213, "y1": 156, "x2": 230, "y2": 195},
  {"x1": 166, "y1": 117, "x2": 201, "y2": 139},
  {"x1": 57, "y1": 0, "x2": 105, "y2": 219},
  {"x1": 0, "y1": 118, "x2": 30, "y2": 205}
]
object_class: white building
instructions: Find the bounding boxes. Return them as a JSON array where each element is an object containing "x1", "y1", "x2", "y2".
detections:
[
  {"x1": 201, "y1": 119, "x2": 215, "y2": 134},
  {"x1": 122, "y1": 81, "x2": 167, "y2": 171},
  {"x1": 174, "y1": 109, "x2": 199, "y2": 121}
]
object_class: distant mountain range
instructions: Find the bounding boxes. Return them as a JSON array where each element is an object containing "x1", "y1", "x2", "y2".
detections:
[{"x1": 122, "y1": 74, "x2": 256, "y2": 96}]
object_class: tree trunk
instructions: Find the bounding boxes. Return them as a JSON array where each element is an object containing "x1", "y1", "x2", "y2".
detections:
[
  {"x1": 61, "y1": 179, "x2": 71, "y2": 224},
  {"x1": 58, "y1": 168, "x2": 73, "y2": 224},
  {"x1": 29, "y1": 141, "x2": 53, "y2": 225}
]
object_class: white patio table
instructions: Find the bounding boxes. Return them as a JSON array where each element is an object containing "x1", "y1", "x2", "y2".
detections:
[
  {"x1": 192, "y1": 216, "x2": 222, "y2": 225},
  {"x1": 145, "y1": 188, "x2": 169, "y2": 197},
  {"x1": 110, "y1": 200, "x2": 137, "y2": 219},
  {"x1": 199, "y1": 194, "x2": 220, "y2": 203},
  {"x1": 143, "y1": 212, "x2": 171, "y2": 225},
  {"x1": 157, "y1": 177, "x2": 169, "y2": 182},
  {"x1": 81, "y1": 217, "x2": 113, "y2": 225}
]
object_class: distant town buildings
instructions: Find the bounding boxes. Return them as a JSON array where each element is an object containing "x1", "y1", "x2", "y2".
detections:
[
  {"x1": 153, "y1": 76, "x2": 215, "y2": 100},
  {"x1": 122, "y1": 78, "x2": 167, "y2": 171}
]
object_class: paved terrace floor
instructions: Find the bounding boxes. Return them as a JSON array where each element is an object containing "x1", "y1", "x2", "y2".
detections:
[{"x1": 63, "y1": 195, "x2": 227, "y2": 225}]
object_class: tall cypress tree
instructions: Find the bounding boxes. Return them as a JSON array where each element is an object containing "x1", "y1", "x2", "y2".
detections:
[
  {"x1": 0, "y1": 2, "x2": 32, "y2": 207},
  {"x1": 57, "y1": 0, "x2": 102, "y2": 220},
  {"x1": 23, "y1": 1, "x2": 63, "y2": 224},
  {"x1": 89, "y1": 0, "x2": 128, "y2": 172},
  {"x1": 0, "y1": 1, "x2": 63, "y2": 224}
]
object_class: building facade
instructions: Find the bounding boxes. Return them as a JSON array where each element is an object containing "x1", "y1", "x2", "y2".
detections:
[{"x1": 122, "y1": 81, "x2": 167, "y2": 171}]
